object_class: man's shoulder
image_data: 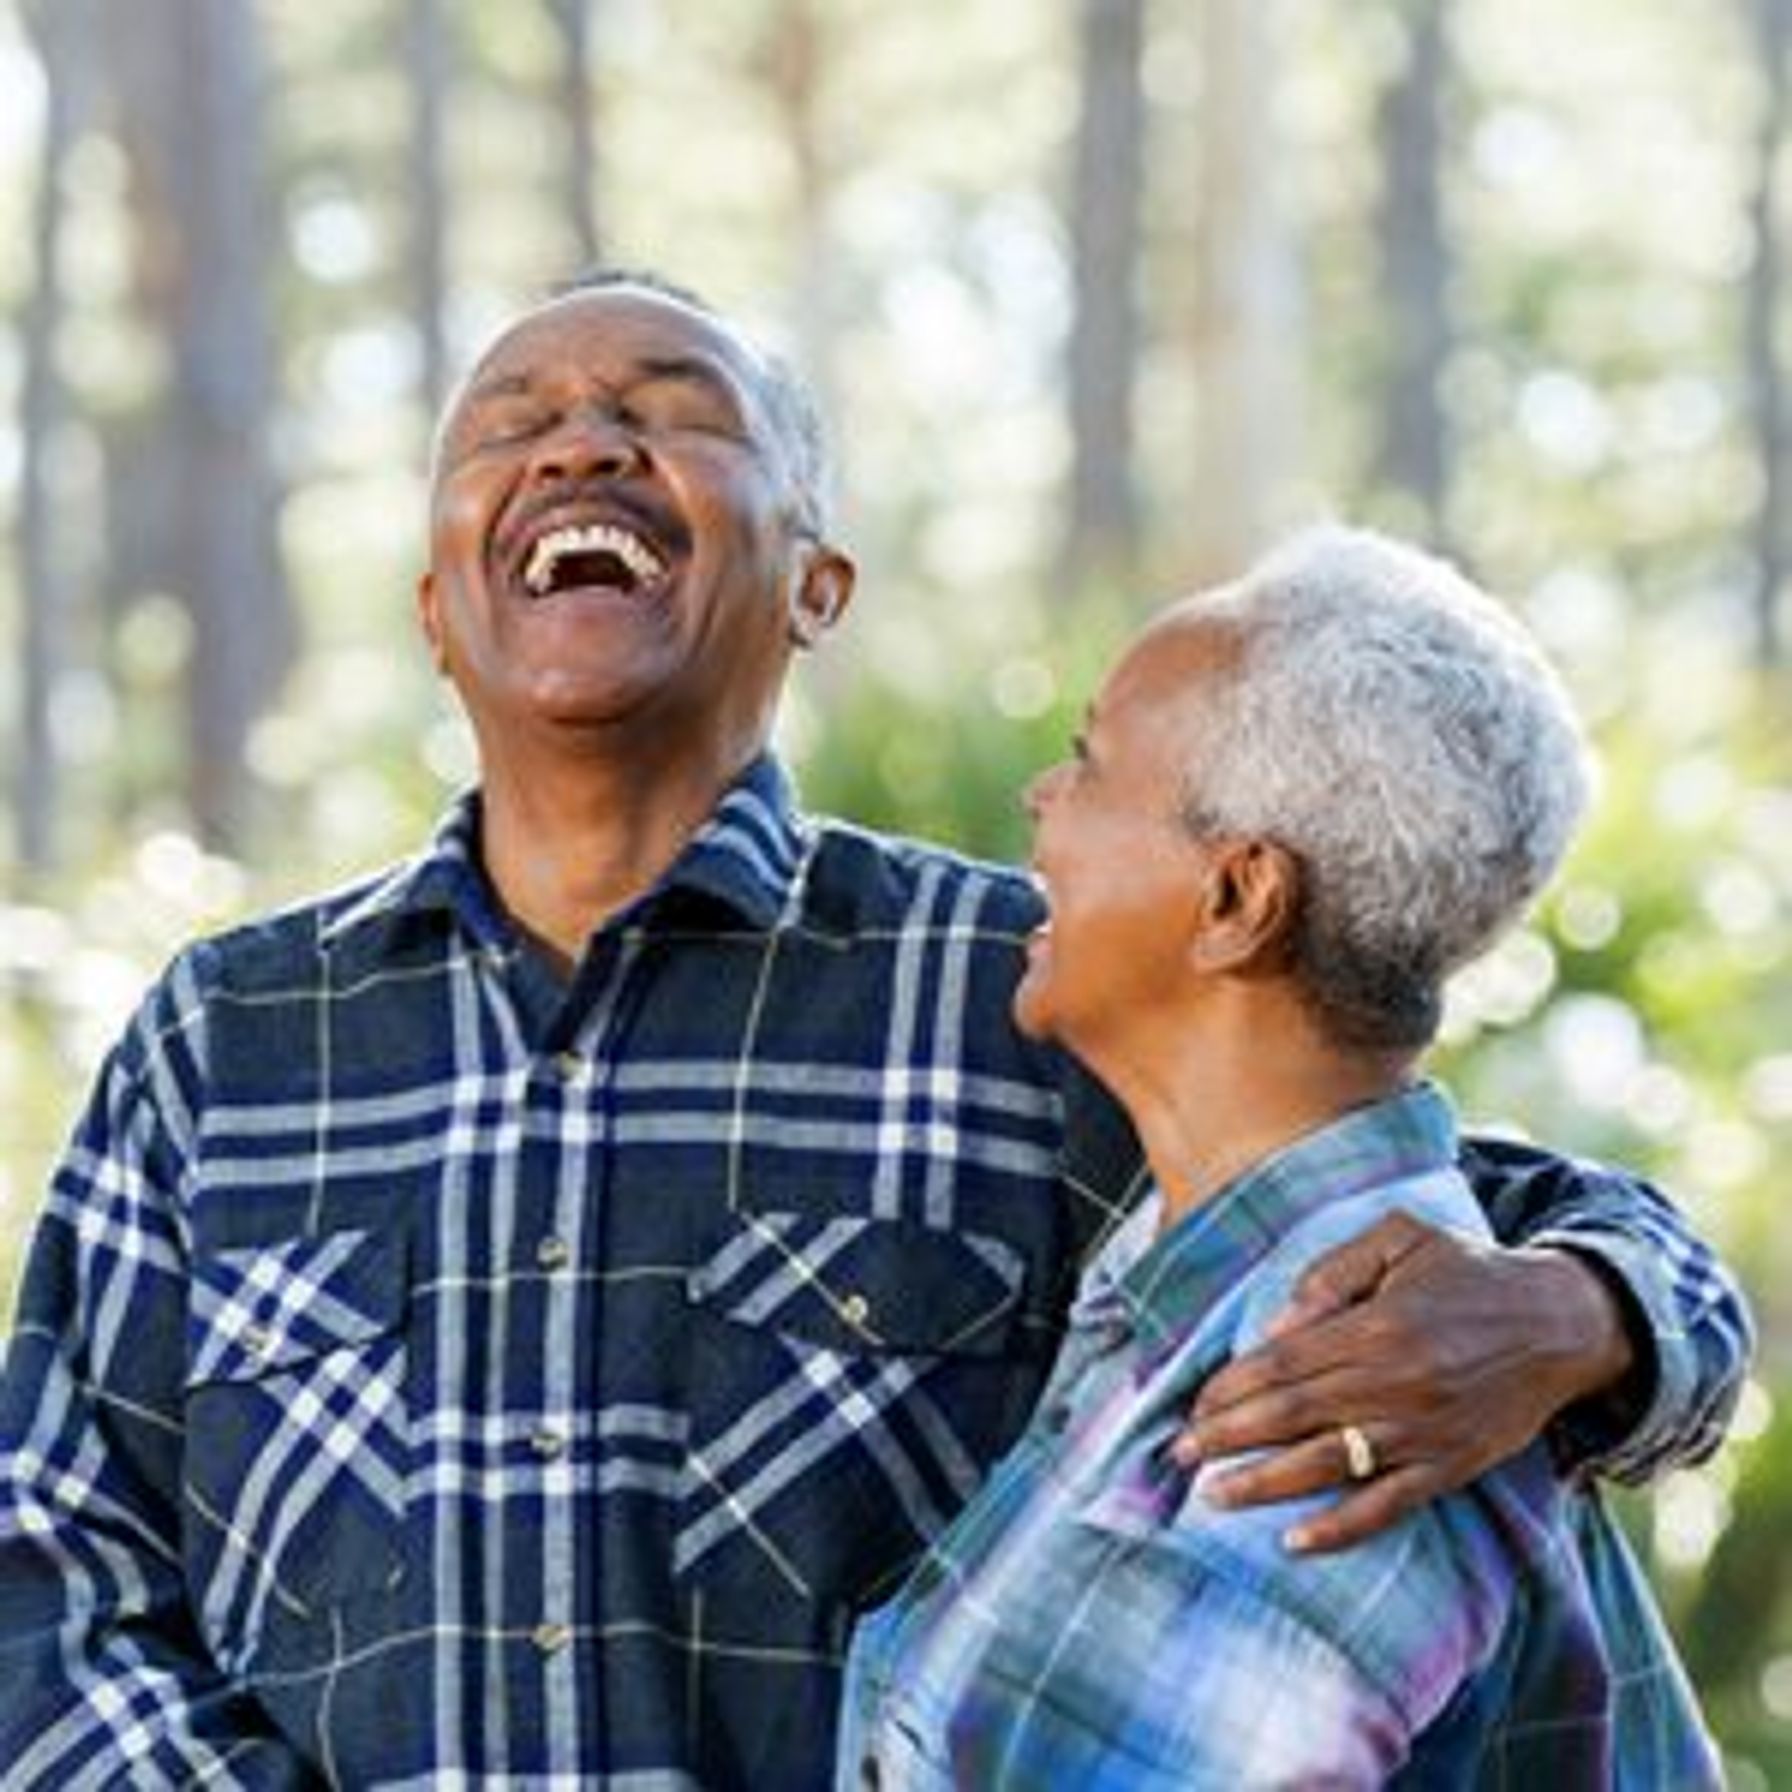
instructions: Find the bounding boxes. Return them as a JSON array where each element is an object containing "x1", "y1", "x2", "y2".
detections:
[
  {"x1": 87, "y1": 863, "x2": 414, "y2": 1103},
  {"x1": 801, "y1": 815, "x2": 1040, "y2": 937},
  {"x1": 158, "y1": 860, "x2": 422, "y2": 1002}
]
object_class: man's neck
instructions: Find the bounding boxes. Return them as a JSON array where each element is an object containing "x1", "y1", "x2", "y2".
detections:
[{"x1": 475, "y1": 741, "x2": 759, "y2": 973}]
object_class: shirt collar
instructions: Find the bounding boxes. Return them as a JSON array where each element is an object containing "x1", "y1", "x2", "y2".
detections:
[
  {"x1": 318, "y1": 752, "x2": 810, "y2": 955},
  {"x1": 1115, "y1": 1082, "x2": 1460, "y2": 1357},
  {"x1": 659, "y1": 753, "x2": 811, "y2": 931}
]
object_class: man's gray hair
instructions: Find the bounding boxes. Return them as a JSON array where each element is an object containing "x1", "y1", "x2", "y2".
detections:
[{"x1": 1182, "y1": 525, "x2": 1592, "y2": 1050}]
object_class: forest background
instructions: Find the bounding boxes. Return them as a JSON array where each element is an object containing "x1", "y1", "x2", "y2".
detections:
[{"x1": 0, "y1": 0, "x2": 1789, "y2": 1779}]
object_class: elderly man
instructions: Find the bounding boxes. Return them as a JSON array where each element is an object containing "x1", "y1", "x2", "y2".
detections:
[{"x1": 0, "y1": 273, "x2": 1750, "y2": 1787}]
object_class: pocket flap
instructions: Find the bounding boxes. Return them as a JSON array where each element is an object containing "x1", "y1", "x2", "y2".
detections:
[
  {"x1": 187, "y1": 1228, "x2": 407, "y2": 1387},
  {"x1": 688, "y1": 1211, "x2": 1026, "y2": 1356}
]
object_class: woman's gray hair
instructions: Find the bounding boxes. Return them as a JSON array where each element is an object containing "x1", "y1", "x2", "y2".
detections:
[{"x1": 1181, "y1": 526, "x2": 1593, "y2": 1050}]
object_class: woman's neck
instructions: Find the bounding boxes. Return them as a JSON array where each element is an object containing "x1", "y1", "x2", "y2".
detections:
[{"x1": 1076, "y1": 996, "x2": 1413, "y2": 1232}]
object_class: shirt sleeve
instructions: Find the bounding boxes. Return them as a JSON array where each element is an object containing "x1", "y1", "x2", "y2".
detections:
[
  {"x1": 1458, "y1": 1134, "x2": 1755, "y2": 1485},
  {"x1": 937, "y1": 1492, "x2": 1509, "y2": 1789},
  {"x1": 0, "y1": 972, "x2": 317, "y2": 1789}
]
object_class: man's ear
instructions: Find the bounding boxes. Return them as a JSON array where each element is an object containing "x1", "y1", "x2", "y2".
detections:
[
  {"x1": 417, "y1": 571, "x2": 449, "y2": 676},
  {"x1": 1187, "y1": 839, "x2": 1299, "y2": 974},
  {"x1": 788, "y1": 543, "x2": 857, "y2": 649}
]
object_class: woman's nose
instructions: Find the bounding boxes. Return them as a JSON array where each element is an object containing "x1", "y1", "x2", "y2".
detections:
[{"x1": 1023, "y1": 763, "x2": 1063, "y2": 820}]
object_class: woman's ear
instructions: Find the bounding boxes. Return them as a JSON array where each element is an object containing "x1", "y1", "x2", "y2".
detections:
[
  {"x1": 788, "y1": 544, "x2": 857, "y2": 649},
  {"x1": 1187, "y1": 839, "x2": 1300, "y2": 973}
]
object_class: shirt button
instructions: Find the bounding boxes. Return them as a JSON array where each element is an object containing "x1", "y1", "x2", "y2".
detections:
[
  {"x1": 553, "y1": 1050, "x2": 582, "y2": 1081},
  {"x1": 839, "y1": 1291, "x2": 871, "y2": 1329},
  {"x1": 241, "y1": 1325, "x2": 276, "y2": 1358},
  {"x1": 536, "y1": 1235, "x2": 571, "y2": 1270},
  {"x1": 530, "y1": 1427, "x2": 567, "y2": 1460},
  {"x1": 531, "y1": 1621, "x2": 571, "y2": 1656}
]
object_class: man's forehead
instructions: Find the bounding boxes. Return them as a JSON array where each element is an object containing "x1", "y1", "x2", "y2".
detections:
[{"x1": 467, "y1": 287, "x2": 762, "y2": 390}]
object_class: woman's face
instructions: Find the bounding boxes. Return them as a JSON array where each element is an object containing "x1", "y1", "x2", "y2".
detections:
[{"x1": 1014, "y1": 619, "x2": 1236, "y2": 1056}]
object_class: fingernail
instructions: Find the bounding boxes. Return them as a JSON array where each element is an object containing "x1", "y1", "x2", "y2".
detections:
[
  {"x1": 1268, "y1": 1296, "x2": 1321, "y2": 1337},
  {"x1": 1193, "y1": 1464, "x2": 1236, "y2": 1506},
  {"x1": 1283, "y1": 1525, "x2": 1313, "y2": 1554},
  {"x1": 1169, "y1": 1434, "x2": 1202, "y2": 1469}
]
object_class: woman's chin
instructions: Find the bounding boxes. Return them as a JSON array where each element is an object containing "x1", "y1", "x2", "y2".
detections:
[{"x1": 1011, "y1": 967, "x2": 1054, "y2": 1042}]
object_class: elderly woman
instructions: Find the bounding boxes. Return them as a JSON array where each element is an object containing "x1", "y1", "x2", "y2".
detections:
[{"x1": 837, "y1": 528, "x2": 1720, "y2": 1788}]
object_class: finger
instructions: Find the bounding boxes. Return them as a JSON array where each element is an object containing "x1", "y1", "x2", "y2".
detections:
[
  {"x1": 1269, "y1": 1211, "x2": 1431, "y2": 1335},
  {"x1": 1193, "y1": 1307, "x2": 1394, "y2": 1423},
  {"x1": 1178, "y1": 1361, "x2": 1390, "y2": 1464},
  {"x1": 1191, "y1": 1429, "x2": 1378, "y2": 1511},
  {"x1": 1283, "y1": 1464, "x2": 1438, "y2": 1555}
]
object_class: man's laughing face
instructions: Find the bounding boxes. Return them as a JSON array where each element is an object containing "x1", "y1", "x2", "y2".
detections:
[{"x1": 419, "y1": 285, "x2": 837, "y2": 769}]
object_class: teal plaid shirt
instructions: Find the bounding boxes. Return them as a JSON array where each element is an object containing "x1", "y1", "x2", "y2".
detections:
[{"x1": 839, "y1": 1085, "x2": 1725, "y2": 1789}]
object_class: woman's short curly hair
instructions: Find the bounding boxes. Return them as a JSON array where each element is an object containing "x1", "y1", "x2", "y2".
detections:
[{"x1": 1179, "y1": 525, "x2": 1593, "y2": 1050}]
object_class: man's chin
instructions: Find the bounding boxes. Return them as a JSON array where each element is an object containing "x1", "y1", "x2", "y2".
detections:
[{"x1": 508, "y1": 660, "x2": 670, "y2": 729}]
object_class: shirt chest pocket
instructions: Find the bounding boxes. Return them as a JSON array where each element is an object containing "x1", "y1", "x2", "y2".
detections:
[
  {"x1": 678, "y1": 1211, "x2": 1050, "y2": 1616},
  {"x1": 181, "y1": 1227, "x2": 411, "y2": 1664}
]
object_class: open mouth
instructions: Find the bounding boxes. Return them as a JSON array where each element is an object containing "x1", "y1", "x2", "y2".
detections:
[{"x1": 520, "y1": 519, "x2": 671, "y2": 600}]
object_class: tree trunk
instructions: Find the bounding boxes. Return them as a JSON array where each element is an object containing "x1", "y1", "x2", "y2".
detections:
[
  {"x1": 1746, "y1": 0, "x2": 1790, "y2": 667},
  {"x1": 408, "y1": 0, "x2": 451, "y2": 419},
  {"x1": 1374, "y1": 0, "x2": 1452, "y2": 538},
  {"x1": 548, "y1": 0, "x2": 602, "y2": 270},
  {"x1": 1190, "y1": 0, "x2": 1302, "y2": 582},
  {"x1": 95, "y1": 0, "x2": 180, "y2": 633},
  {"x1": 13, "y1": 0, "x2": 87, "y2": 878},
  {"x1": 1064, "y1": 0, "x2": 1147, "y2": 593},
  {"x1": 764, "y1": 0, "x2": 841, "y2": 487},
  {"x1": 110, "y1": 0, "x2": 292, "y2": 848}
]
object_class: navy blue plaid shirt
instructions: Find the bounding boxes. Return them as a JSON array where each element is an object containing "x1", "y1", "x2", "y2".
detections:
[{"x1": 0, "y1": 756, "x2": 1751, "y2": 1787}]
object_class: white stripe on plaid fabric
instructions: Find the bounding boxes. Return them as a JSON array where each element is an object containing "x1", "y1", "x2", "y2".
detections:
[
  {"x1": 198, "y1": 1058, "x2": 1059, "y2": 1137},
  {"x1": 677, "y1": 1344, "x2": 937, "y2": 1579}
]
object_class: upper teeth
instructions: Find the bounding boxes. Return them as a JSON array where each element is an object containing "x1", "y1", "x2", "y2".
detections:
[{"x1": 523, "y1": 522, "x2": 667, "y2": 595}]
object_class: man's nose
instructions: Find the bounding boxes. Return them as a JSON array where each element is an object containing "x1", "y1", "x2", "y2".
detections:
[{"x1": 533, "y1": 406, "x2": 648, "y2": 481}]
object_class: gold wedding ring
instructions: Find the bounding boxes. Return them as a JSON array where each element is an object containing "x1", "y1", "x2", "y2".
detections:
[{"x1": 1340, "y1": 1423, "x2": 1378, "y2": 1481}]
